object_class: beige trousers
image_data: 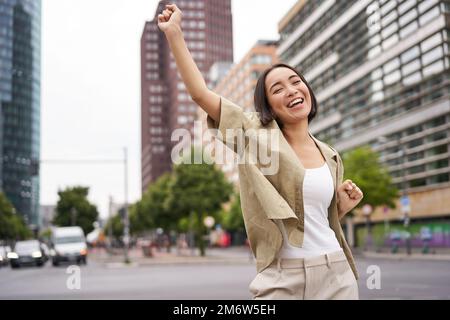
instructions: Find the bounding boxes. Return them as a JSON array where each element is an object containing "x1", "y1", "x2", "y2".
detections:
[{"x1": 249, "y1": 250, "x2": 359, "y2": 300}]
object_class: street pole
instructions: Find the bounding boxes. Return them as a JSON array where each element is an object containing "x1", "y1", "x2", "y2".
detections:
[
  {"x1": 366, "y1": 215, "x2": 371, "y2": 251},
  {"x1": 108, "y1": 196, "x2": 113, "y2": 254},
  {"x1": 363, "y1": 204, "x2": 373, "y2": 251},
  {"x1": 399, "y1": 142, "x2": 412, "y2": 255},
  {"x1": 123, "y1": 147, "x2": 130, "y2": 263}
]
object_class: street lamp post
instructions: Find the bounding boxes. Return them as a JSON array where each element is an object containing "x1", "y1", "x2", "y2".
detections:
[
  {"x1": 398, "y1": 145, "x2": 412, "y2": 255},
  {"x1": 363, "y1": 204, "x2": 373, "y2": 251},
  {"x1": 123, "y1": 147, "x2": 130, "y2": 264}
]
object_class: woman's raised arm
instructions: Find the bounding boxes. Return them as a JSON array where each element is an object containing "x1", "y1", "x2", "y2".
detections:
[{"x1": 157, "y1": 3, "x2": 221, "y2": 122}]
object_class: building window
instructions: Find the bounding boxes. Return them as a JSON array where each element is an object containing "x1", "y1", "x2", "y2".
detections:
[
  {"x1": 146, "y1": 72, "x2": 158, "y2": 80},
  {"x1": 403, "y1": 71, "x2": 422, "y2": 86},
  {"x1": 398, "y1": 0, "x2": 416, "y2": 15},
  {"x1": 401, "y1": 46, "x2": 420, "y2": 64},
  {"x1": 177, "y1": 115, "x2": 188, "y2": 124},
  {"x1": 423, "y1": 59, "x2": 444, "y2": 77},
  {"x1": 384, "y1": 70, "x2": 401, "y2": 85},
  {"x1": 383, "y1": 58, "x2": 400, "y2": 74},
  {"x1": 419, "y1": 6, "x2": 440, "y2": 26},
  {"x1": 150, "y1": 117, "x2": 162, "y2": 124},
  {"x1": 178, "y1": 92, "x2": 189, "y2": 101},
  {"x1": 382, "y1": 33, "x2": 399, "y2": 50},
  {"x1": 421, "y1": 33, "x2": 442, "y2": 52},
  {"x1": 251, "y1": 54, "x2": 272, "y2": 65},
  {"x1": 399, "y1": 8, "x2": 418, "y2": 27},
  {"x1": 400, "y1": 21, "x2": 418, "y2": 39},
  {"x1": 422, "y1": 46, "x2": 444, "y2": 66}
]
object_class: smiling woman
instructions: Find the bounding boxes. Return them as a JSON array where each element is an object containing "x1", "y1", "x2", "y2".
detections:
[
  {"x1": 254, "y1": 63, "x2": 318, "y2": 128},
  {"x1": 159, "y1": 3, "x2": 363, "y2": 300}
]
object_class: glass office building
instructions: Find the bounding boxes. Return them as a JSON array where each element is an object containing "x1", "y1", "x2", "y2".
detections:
[
  {"x1": 278, "y1": 0, "x2": 450, "y2": 236},
  {"x1": 0, "y1": 0, "x2": 41, "y2": 228}
]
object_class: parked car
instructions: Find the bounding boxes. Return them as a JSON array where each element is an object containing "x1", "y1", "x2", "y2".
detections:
[
  {"x1": 0, "y1": 245, "x2": 11, "y2": 267},
  {"x1": 50, "y1": 226, "x2": 88, "y2": 266},
  {"x1": 8, "y1": 240, "x2": 49, "y2": 268}
]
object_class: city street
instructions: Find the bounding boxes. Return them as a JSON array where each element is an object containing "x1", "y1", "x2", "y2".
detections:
[{"x1": 1, "y1": 254, "x2": 449, "y2": 300}]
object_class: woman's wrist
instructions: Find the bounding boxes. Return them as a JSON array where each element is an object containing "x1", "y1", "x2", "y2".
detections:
[{"x1": 164, "y1": 24, "x2": 182, "y2": 37}]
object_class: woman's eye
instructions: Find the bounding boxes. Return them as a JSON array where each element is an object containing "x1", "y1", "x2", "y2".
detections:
[
  {"x1": 274, "y1": 88, "x2": 282, "y2": 94},
  {"x1": 293, "y1": 80, "x2": 301, "y2": 84}
]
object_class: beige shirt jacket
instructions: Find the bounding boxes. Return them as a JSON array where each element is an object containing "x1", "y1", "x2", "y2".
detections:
[{"x1": 207, "y1": 97, "x2": 359, "y2": 280}]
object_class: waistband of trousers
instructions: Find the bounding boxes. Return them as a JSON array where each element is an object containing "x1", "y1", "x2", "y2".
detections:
[{"x1": 270, "y1": 250, "x2": 347, "y2": 269}]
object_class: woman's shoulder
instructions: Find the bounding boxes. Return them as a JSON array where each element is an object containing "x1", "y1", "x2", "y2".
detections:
[
  {"x1": 311, "y1": 134, "x2": 342, "y2": 160},
  {"x1": 221, "y1": 96, "x2": 272, "y2": 129}
]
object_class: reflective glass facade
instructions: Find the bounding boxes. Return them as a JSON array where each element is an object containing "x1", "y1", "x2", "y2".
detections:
[{"x1": 0, "y1": 0, "x2": 41, "y2": 227}]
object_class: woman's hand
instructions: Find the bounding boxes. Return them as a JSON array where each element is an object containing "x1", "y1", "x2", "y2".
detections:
[
  {"x1": 337, "y1": 179, "x2": 364, "y2": 219},
  {"x1": 157, "y1": 4, "x2": 183, "y2": 33}
]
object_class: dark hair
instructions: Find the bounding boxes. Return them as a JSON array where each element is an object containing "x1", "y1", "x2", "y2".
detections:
[{"x1": 254, "y1": 63, "x2": 318, "y2": 127}]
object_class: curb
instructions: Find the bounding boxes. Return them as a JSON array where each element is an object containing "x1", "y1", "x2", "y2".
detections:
[
  {"x1": 100, "y1": 258, "x2": 256, "y2": 268},
  {"x1": 355, "y1": 252, "x2": 450, "y2": 262}
]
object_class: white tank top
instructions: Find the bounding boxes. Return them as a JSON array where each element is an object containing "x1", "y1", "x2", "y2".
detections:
[{"x1": 275, "y1": 162, "x2": 343, "y2": 259}]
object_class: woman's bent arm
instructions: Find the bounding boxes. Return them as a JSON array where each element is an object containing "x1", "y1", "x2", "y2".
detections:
[{"x1": 158, "y1": 4, "x2": 221, "y2": 122}]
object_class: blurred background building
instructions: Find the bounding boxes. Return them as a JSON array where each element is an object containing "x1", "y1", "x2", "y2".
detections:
[
  {"x1": 277, "y1": 0, "x2": 450, "y2": 248},
  {"x1": 0, "y1": 0, "x2": 41, "y2": 229},
  {"x1": 140, "y1": 0, "x2": 233, "y2": 193}
]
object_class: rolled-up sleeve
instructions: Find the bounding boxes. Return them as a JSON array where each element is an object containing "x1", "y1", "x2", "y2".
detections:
[{"x1": 206, "y1": 96, "x2": 248, "y2": 153}]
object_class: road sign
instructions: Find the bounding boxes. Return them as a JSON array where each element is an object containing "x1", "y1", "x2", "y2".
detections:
[
  {"x1": 401, "y1": 195, "x2": 410, "y2": 207},
  {"x1": 401, "y1": 195, "x2": 411, "y2": 214}
]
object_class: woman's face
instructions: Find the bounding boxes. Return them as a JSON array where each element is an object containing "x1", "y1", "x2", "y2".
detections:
[{"x1": 264, "y1": 67, "x2": 312, "y2": 126}]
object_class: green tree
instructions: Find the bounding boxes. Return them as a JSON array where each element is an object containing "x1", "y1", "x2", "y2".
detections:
[
  {"x1": 0, "y1": 192, "x2": 32, "y2": 241},
  {"x1": 221, "y1": 193, "x2": 245, "y2": 232},
  {"x1": 166, "y1": 152, "x2": 234, "y2": 256},
  {"x1": 53, "y1": 186, "x2": 99, "y2": 235},
  {"x1": 131, "y1": 173, "x2": 175, "y2": 235},
  {"x1": 104, "y1": 214, "x2": 124, "y2": 240},
  {"x1": 342, "y1": 145, "x2": 399, "y2": 213}
]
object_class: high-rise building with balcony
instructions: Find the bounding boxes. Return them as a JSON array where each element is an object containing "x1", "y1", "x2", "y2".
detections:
[{"x1": 277, "y1": 0, "x2": 450, "y2": 240}]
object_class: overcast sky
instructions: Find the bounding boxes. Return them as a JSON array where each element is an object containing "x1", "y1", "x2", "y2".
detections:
[{"x1": 40, "y1": 0, "x2": 298, "y2": 219}]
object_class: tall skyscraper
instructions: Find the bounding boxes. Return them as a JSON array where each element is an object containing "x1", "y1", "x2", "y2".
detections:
[
  {"x1": 277, "y1": 0, "x2": 450, "y2": 234},
  {"x1": 0, "y1": 0, "x2": 41, "y2": 228},
  {"x1": 141, "y1": 0, "x2": 233, "y2": 193}
]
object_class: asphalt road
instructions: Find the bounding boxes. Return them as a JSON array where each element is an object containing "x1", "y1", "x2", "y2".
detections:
[{"x1": 0, "y1": 257, "x2": 449, "y2": 300}]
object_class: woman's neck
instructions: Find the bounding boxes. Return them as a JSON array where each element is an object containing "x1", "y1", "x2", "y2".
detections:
[{"x1": 282, "y1": 121, "x2": 314, "y2": 147}]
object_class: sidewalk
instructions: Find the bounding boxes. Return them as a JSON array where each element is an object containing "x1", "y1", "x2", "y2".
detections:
[
  {"x1": 89, "y1": 246, "x2": 256, "y2": 267},
  {"x1": 353, "y1": 246, "x2": 450, "y2": 261},
  {"x1": 89, "y1": 245, "x2": 450, "y2": 268}
]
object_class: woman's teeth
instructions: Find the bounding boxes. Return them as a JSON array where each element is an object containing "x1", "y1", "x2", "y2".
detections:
[{"x1": 288, "y1": 98, "x2": 304, "y2": 108}]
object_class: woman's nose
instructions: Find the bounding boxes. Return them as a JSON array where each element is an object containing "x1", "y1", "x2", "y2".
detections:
[{"x1": 286, "y1": 86, "x2": 298, "y2": 96}]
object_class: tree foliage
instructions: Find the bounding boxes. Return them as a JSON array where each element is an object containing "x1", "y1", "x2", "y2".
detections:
[
  {"x1": 342, "y1": 145, "x2": 399, "y2": 212},
  {"x1": 220, "y1": 192, "x2": 245, "y2": 232},
  {"x1": 166, "y1": 158, "x2": 234, "y2": 256},
  {"x1": 53, "y1": 186, "x2": 99, "y2": 235},
  {"x1": 0, "y1": 192, "x2": 32, "y2": 241}
]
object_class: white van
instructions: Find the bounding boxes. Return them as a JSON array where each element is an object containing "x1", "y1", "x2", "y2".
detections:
[{"x1": 51, "y1": 226, "x2": 88, "y2": 266}]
